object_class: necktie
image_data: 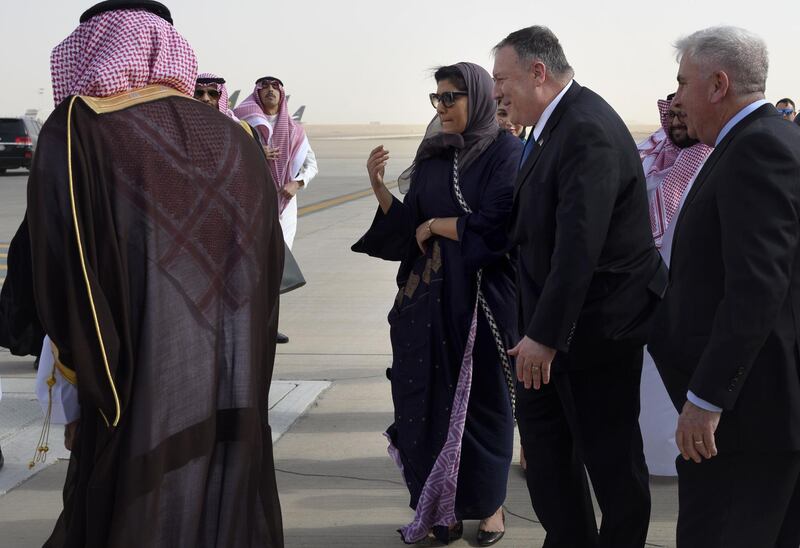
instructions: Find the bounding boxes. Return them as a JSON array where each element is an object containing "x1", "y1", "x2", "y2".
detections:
[{"x1": 520, "y1": 134, "x2": 537, "y2": 168}]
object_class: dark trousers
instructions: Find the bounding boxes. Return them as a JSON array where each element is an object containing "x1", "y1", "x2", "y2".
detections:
[
  {"x1": 516, "y1": 344, "x2": 650, "y2": 548},
  {"x1": 677, "y1": 451, "x2": 800, "y2": 548}
]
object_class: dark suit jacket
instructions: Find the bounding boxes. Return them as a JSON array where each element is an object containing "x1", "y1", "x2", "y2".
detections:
[
  {"x1": 510, "y1": 81, "x2": 665, "y2": 364},
  {"x1": 648, "y1": 104, "x2": 800, "y2": 453}
]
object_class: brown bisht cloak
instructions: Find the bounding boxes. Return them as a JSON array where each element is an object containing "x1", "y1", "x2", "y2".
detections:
[{"x1": 27, "y1": 85, "x2": 285, "y2": 548}]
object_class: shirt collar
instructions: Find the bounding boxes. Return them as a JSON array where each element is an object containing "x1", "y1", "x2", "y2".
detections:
[
  {"x1": 714, "y1": 99, "x2": 770, "y2": 146},
  {"x1": 533, "y1": 79, "x2": 574, "y2": 142}
]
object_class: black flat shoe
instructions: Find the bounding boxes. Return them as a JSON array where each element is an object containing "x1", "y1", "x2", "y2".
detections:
[
  {"x1": 476, "y1": 529, "x2": 504, "y2": 546},
  {"x1": 276, "y1": 332, "x2": 289, "y2": 344},
  {"x1": 477, "y1": 509, "x2": 505, "y2": 546}
]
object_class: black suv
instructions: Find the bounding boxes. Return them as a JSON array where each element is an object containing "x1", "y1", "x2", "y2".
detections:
[{"x1": 0, "y1": 117, "x2": 41, "y2": 173}]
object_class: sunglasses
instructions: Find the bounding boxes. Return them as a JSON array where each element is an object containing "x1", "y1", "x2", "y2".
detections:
[
  {"x1": 429, "y1": 91, "x2": 468, "y2": 109},
  {"x1": 778, "y1": 108, "x2": 795, "y2": 116},
  {"x1": 194, "y1": 88, "x2": 220, "y2": 99},
  {"x1": 257, "y1": 79, "x2": 284, "y2": 90}
]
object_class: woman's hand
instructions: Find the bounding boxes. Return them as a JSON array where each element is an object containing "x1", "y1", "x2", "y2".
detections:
[
  {"x1": 416, "y1": 218, "x2": 436, "y2": 253},
  {"x1": 367, "y1": 145, "x2": 389, "y2": 188},
  {"x1": 367, "y1": 145, "x2": 393, "y2": 214}
]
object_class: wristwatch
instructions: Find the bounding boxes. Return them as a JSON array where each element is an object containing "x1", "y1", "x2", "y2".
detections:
[{"x1": 426, "y1": 217, "x2": 438, "y2": 234}]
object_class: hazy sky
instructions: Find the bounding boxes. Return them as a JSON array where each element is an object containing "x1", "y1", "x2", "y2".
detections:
[{"x1": 1, "y1": 0, "x2": 798, "y2": 125}]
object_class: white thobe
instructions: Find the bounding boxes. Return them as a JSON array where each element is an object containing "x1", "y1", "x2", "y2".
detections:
[
  {"x1": 260, "y1": 115, "x2": 318, "y2": 249},
  {"x1": 638, "y1": 147, "x2": 706, "y2": 476},
  {"x1": 35, "y1": 335, "x2": 80, "y2": 424}
]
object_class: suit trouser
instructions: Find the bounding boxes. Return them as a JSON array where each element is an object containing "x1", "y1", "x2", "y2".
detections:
[
  {"x1": 676, "y1": 451, "x2": 800, "y2": 548},
  {"x1": 516, "y1": 344, "x2": 650, "y2": 548}
]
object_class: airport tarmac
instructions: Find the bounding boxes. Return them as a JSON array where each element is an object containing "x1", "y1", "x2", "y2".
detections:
[{"x1": 0, "y1": 127, "x2": 677, "y2": 547}]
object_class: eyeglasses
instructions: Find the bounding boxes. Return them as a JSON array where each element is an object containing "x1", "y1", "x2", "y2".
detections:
[
  {"x1": 429, "y1": 91, "x2": 468, "y2": 109},
  {"x1": 778, "y1": 108, "x2": 796, "y2": 116},
  {"x1": 194, "y1": 88, "x2": 220, "y2": 99}
]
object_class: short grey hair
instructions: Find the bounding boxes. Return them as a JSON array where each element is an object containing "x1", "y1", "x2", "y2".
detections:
[
  {"x1": 494, "y1": 26, "x2": 574, "y2": 80},
  {"x1": 674, "y1": 26, "x2": 768, "y2": 96}
]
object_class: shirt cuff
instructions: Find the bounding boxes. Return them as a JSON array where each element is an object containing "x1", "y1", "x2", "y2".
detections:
[{"x1": 687, "y1": 390, "x2": 723, "y2": 413}]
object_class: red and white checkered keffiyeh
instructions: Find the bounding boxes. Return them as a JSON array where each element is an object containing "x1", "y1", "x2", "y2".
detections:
[
  {"x1": 234, "y1": 81, "x2": 308, "y2": 214},
  {"x1": 196, "y1": 72, "x2": 238, "y2": 120},
  {"x1": 639, "y1": 99, "x2": 712, "y2": 248},
  {"x1": 51, "y1": 9, "x2": 197, "y2": 106}
]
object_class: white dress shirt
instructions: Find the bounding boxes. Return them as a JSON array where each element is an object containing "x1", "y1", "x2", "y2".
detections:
[{"x1": 533, "y1": 80, "x2": 574, "y2": 143}]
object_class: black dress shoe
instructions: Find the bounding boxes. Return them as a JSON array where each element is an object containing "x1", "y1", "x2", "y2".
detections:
[
  {"x1": 477, "y1": 509, "x2": 505, "y2": 546},
  {"x1": 429, "y1": 521, "x2": 463, "y2": 544},
  {"x1": 276, "y1": 332, "x2": 289, "y2": 344},
  {"x1": 0, "y1": 445, "x2": 4, "y2": 470},
  {"x1": 448, "y1": 521, "x2": 463, "y2": 542}
]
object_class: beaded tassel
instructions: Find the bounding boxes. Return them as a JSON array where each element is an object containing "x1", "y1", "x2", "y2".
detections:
[{"x1": 29, "y1": 368, "x2": 57, "y2": 469}]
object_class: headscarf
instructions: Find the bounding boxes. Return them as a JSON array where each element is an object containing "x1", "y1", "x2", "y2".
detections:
[
  {"x1": 638, "y1": 98, "x2": 712, "y2": 248},
  {"x1": 399, "y1": 62, "x2": 500, "y2": 193},
  {"x1": 196, "y1": 72, "x2": 238, "y2": 120},
  {"x1": 51, "y1": 9, "x2": 197, "y2": 106},
  {"x1": 234, "y1": 79, "x2": 309, "y2": 214}
]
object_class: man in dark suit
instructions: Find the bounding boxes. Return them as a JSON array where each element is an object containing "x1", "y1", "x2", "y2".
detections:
[
  {"x1": 648, "y1": 26, "x2": 800, "y2": 548},
  {"x1": 492, "y1": 26, "x2": 666, "y2": 548}
]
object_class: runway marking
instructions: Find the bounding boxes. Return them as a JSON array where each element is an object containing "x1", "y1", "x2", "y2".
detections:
[{"x1": 298, "y1": 181, "x2": 398, "y2": 218}]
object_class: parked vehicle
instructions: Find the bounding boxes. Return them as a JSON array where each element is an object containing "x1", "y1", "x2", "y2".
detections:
[{"x1": 0, "y1": 117, "x2": 41, "y2": 173}]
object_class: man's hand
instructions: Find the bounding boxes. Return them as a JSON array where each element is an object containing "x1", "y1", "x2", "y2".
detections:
[
  {"x1": 281, "y1": 180, "x2": 301, "y2": 199},
  {"x1": 676, "y1": 400, "x2": 721, "y2": 463},
  {"x1": 64, "y1": 421, "x2": 79, "y2": 451},
  {"x1": 508, "y1": 336, "x2": 557, "y2": 390},
  {"x1": 264, "y1": 146, "x2": 280, "y2": 161}
]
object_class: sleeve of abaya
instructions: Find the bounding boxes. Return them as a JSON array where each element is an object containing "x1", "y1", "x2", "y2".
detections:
[
  {"x1": 351, "y1": 194, "x2": 417, "y2": 261},
  {"x1": 26, "y1": 104, "x2": 123, "y2": 426},
  {"x1": 0, "y1": 218, "x2": 45, "y2": 356},
  {"x1": 455, "y1": 136, "x2": 521, "y2": 270}
]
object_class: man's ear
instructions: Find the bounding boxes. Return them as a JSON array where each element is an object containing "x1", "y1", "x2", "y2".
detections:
[
  {"x1": 532, "y1": 61, "x2": 547, "y2": 84},
  {"x1": 709, "y1": 71, "x2": 730, "y2": 104}
]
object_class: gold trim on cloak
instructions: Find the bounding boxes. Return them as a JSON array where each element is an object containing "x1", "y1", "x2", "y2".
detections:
[
  {"x1": 79, "y1": 84, "x2": 187, "y2": 114},
  {"x1": 66, "y1": 96, "x2": 121, "y2": 428}
]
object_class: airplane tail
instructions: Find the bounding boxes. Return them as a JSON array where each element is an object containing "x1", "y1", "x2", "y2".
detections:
[
  {"x1": 228, "y1": 90, "x2": 241, "y2": 109},
  {"x1": 292, "y1": 105, "x2": 305, "y2": 122}
]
